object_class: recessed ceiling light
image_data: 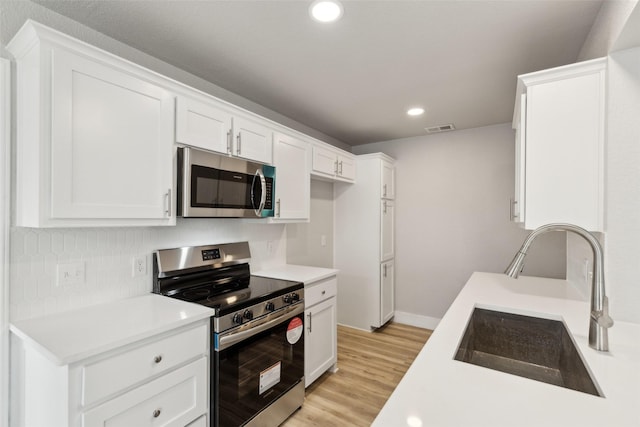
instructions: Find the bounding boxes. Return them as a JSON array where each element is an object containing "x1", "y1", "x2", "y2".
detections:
[
  {"x1": 310, "y1": 0, "x2": 344, "y2": 23},
  {"x1": 407, "y1": 107, "x2": 425, "y2": 116}
]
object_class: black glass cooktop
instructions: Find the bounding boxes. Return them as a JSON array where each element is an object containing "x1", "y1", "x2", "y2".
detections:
[{"x1": 164, "y1": 274, "x2": 303, "y2": 316}]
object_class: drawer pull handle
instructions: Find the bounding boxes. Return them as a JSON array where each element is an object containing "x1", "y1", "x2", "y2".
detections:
[
  {"x1": 154, "y1": 355, "x2": 163, "y2": 364},
  {"x1": 153, "y1": 409, "x2": 162, "y2": 418}
]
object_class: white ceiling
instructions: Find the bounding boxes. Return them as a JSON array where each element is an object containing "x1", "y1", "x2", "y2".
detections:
[{"x1": 27, "y1": 1, "x2": 604, "y2": 145}]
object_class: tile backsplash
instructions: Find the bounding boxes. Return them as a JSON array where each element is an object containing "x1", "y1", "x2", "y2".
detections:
[{"x1": 9, "y1": 219, "x2": 286, "y2": 321}]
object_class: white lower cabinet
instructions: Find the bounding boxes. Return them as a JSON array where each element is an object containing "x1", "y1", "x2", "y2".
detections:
[
  {"x1": 82, "y1": 358, "x2": 207, "y2": 427},
  {"x1": 13, "y1": 321, "x2": 209, "y2": 427},
  {"x1": 304, "y1": 276, "x2": 338, "y2": 387}
]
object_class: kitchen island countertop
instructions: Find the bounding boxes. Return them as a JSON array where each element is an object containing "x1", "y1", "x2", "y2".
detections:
[{"x1": 372, "y1": 272, "x2": 640, "y2": 427}]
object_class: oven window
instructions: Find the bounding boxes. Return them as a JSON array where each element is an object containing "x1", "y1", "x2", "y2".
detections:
[
  {"x1": 214, "y1": 314, "x2": 304, "y2": 427},
  {"x1": 191, "y1": 165, "x2": 252, "y2": 209}
]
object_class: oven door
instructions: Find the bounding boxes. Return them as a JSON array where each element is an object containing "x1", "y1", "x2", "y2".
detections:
[{"x1": 213, "y1": 304, "x2": 304, "y2": 427}]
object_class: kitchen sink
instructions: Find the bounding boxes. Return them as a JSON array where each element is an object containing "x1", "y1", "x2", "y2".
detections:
[{"x1": 454, "y1": 308, "x2": 602, "y2": 396}]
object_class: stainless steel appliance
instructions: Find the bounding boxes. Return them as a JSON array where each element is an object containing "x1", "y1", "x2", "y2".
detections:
[
  {"x1": 153, "y1": 242, "x2": 304, "y2": 427},
  {"x1": 177, "y1": 146, "x2": 276, "y2": 218}
]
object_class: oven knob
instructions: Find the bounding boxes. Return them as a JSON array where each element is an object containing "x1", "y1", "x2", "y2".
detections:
[
  {"x1": 243, "y1": 309, "x2": 254, "y2": 321},
  {"x1": 265, "y1": 302, "x2": 275, "y2": 312},
  {"x1": 232, "y1": 313, "x2": 243, "y2": 325},
  {"x1": 283, "y1": 294, "x2": 292, "y2": 304},
  {"x1": 291, "y1": 292, "x2": 300, "y2": 302}
]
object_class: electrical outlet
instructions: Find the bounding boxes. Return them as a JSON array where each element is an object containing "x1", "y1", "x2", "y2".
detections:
[
  {"x1": 266, "y1": 241, "x2": 274, "y2": 255},
  {"x1": 132, "y1": 255, "x2": 147, "y2": 278},
  {"x1": 320, "y1": 235, "x2": 327, "y2": 247},
  {"x1": 56, "y1": 262, "x2": 85, "y2": 287}
]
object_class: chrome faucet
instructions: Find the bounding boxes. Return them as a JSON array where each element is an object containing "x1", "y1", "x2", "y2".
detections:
[{"x1": 504, "y1": 223, "x2": 614, "y2": 352}]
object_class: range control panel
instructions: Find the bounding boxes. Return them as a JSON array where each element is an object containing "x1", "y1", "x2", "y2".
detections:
[
  {"x1": 202, "y1": 248, "x2": 221, "y2": 261},
  {"x1": 213, "y1": 289, "x2": 304, "y2": 334}
]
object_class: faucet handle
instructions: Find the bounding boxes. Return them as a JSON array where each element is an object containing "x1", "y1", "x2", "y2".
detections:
[{"x1": 591, "y1": 296, "x2": 614, "y2": 328}]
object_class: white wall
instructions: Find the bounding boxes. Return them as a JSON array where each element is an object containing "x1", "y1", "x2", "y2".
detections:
[
  {"x1": 286, "y1": 180, "x2": 334, "y2": 268},
  {"x1": 578, "y1": 0, "x2": 638, "y2": 61},
  {"x1": 354, "y1": 124, "x2": 566, "y2": 321}
]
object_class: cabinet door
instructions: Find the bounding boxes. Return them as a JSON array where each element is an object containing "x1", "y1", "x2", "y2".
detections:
[
  {"x1": 381, "y1": 200, "x2": 395, "y2": 261},
  {"x1": 512, "y1": 93, "x2": 526, "y2": 225},
  {"x1": 337, "y1": 155, "x2": 356, "y2": 181},
  {"x1": 233, "y1": 115, "x2": 273, "y2": 164},
  {"x1": 51, "y1": 48, "x2": 174, "y2": 221},
  {"x1": 312, "y1": 145, "x2": 338, "y2": 177},
  {"x1": 381, "y1": 160, "x2": 395, "y2": 199},
  {"x1": 380, "y1": 261, "x2": 395, "y2": 326},
  {"x1": 176, "y1": 95, "x2": 232, "y2": 154},
  {"x1": 272, "y1": 133, "x2": 310, "y2": 221},
  {"x1": 525, "y1": 71, "x2": 604, "y2": 231},
  {"x1": 305, "y1": 297, "x2": 337, "y2": 387}
]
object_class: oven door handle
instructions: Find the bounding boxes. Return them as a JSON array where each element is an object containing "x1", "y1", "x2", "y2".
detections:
[{"x1": 217, "y1": 303, "x2": 304, "y2": 351}]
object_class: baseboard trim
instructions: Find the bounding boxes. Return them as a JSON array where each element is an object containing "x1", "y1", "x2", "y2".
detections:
[{"x1": 393, "y1": 311, "x2": 440, "y2": 330}]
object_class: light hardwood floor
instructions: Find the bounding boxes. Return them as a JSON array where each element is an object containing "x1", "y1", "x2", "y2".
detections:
[{"x1": 283, "y1": 323, "x2": 433, "y2": 427}]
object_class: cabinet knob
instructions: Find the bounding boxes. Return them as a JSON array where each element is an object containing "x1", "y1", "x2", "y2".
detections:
[
  {"x1": 154, "y1": 355, "x2": 163, "y2": 364},
  {"x1": 153, "y1": 409, "x2": 162, "y2": 418},
  {"x1": 321, "y1": 290, "x2": 326, "y2": 295}
]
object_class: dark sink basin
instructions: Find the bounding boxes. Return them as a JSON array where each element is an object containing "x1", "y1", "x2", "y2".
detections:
[{"x1": 454, "y1": 308, "x2": 602, "y2": 397}]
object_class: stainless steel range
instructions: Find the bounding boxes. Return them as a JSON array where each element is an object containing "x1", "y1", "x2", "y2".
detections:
[{"x1": 153, "y1": 242, "x2": 305, "y2": 427}]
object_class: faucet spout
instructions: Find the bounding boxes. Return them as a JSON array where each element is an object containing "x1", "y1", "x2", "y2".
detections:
[{"x1": 504, "y1": 223, "x2": 613, "y2": 352}]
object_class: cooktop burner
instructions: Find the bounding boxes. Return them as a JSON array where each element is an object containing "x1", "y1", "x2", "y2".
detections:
[{"x1": 152, "y1": 242, "x2": 303, "y2": 317}]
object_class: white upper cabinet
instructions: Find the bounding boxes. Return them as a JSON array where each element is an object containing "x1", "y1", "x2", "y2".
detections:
[
  {"x1": 8, "y1": 21, "x2": 176, "y2": 227},
  {"x1": 271, "y1": 132, "x2": 310, "y2": 222},
  {"x1": 311, "y1": 144, "x2": 356, "y2": 182},
  {"x1": 8, "y1": 20, "x2": 343, "y2": 227},
  {"x1": 381, "y1": 159, "x2": 395, "y2": 200},
  {"x1": 513, "y1": 58, "x2": 606, "y2": 232},
  {"x1": 176, "y1": 95, "x2": 233, "y2": 155},
  {"x1": 233, "y1": 113, "x2": 273, "y2": 164},
  {"x1": 511, "y1": 93, "x2": 527, "y2": 226},
  {"x1": 176, "y1": 94, "x2": 273, "y2": 164}
]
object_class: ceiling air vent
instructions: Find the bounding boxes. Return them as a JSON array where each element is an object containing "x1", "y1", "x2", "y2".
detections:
[{"x1": 425, "y1": 124, "x2": 456, "y2": 134}]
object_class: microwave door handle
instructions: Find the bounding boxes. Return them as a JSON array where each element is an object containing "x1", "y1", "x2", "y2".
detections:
[{"x1": 252, "y1": 169, "x2": 266, "y2": 216}]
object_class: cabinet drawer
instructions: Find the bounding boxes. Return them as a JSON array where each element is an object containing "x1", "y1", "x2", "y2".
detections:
[
  {"x1": 83, "y1": 357, "x2": 207, "y2": 427},
  {"x1": 305, "y1": 277, "x2": 337, "y2": 307},
  {"x1": 82, "y1": 323, "x2": 207, "y2": 406}
]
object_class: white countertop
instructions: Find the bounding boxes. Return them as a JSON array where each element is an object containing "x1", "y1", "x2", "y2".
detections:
[
  {"x1": 373, "y1": 272, "x2": 640, "y2": 427},
  {"x1": 253, "y1": 264, "x2": 338, "y2": 284},
  {"x1": 10, "y1": 294, "x2": 215, "y2": 366}
]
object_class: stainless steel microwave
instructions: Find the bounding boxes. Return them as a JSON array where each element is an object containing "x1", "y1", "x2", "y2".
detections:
[{"x1": 177, "y1": 147, "x2": 275, "y2": 218}]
